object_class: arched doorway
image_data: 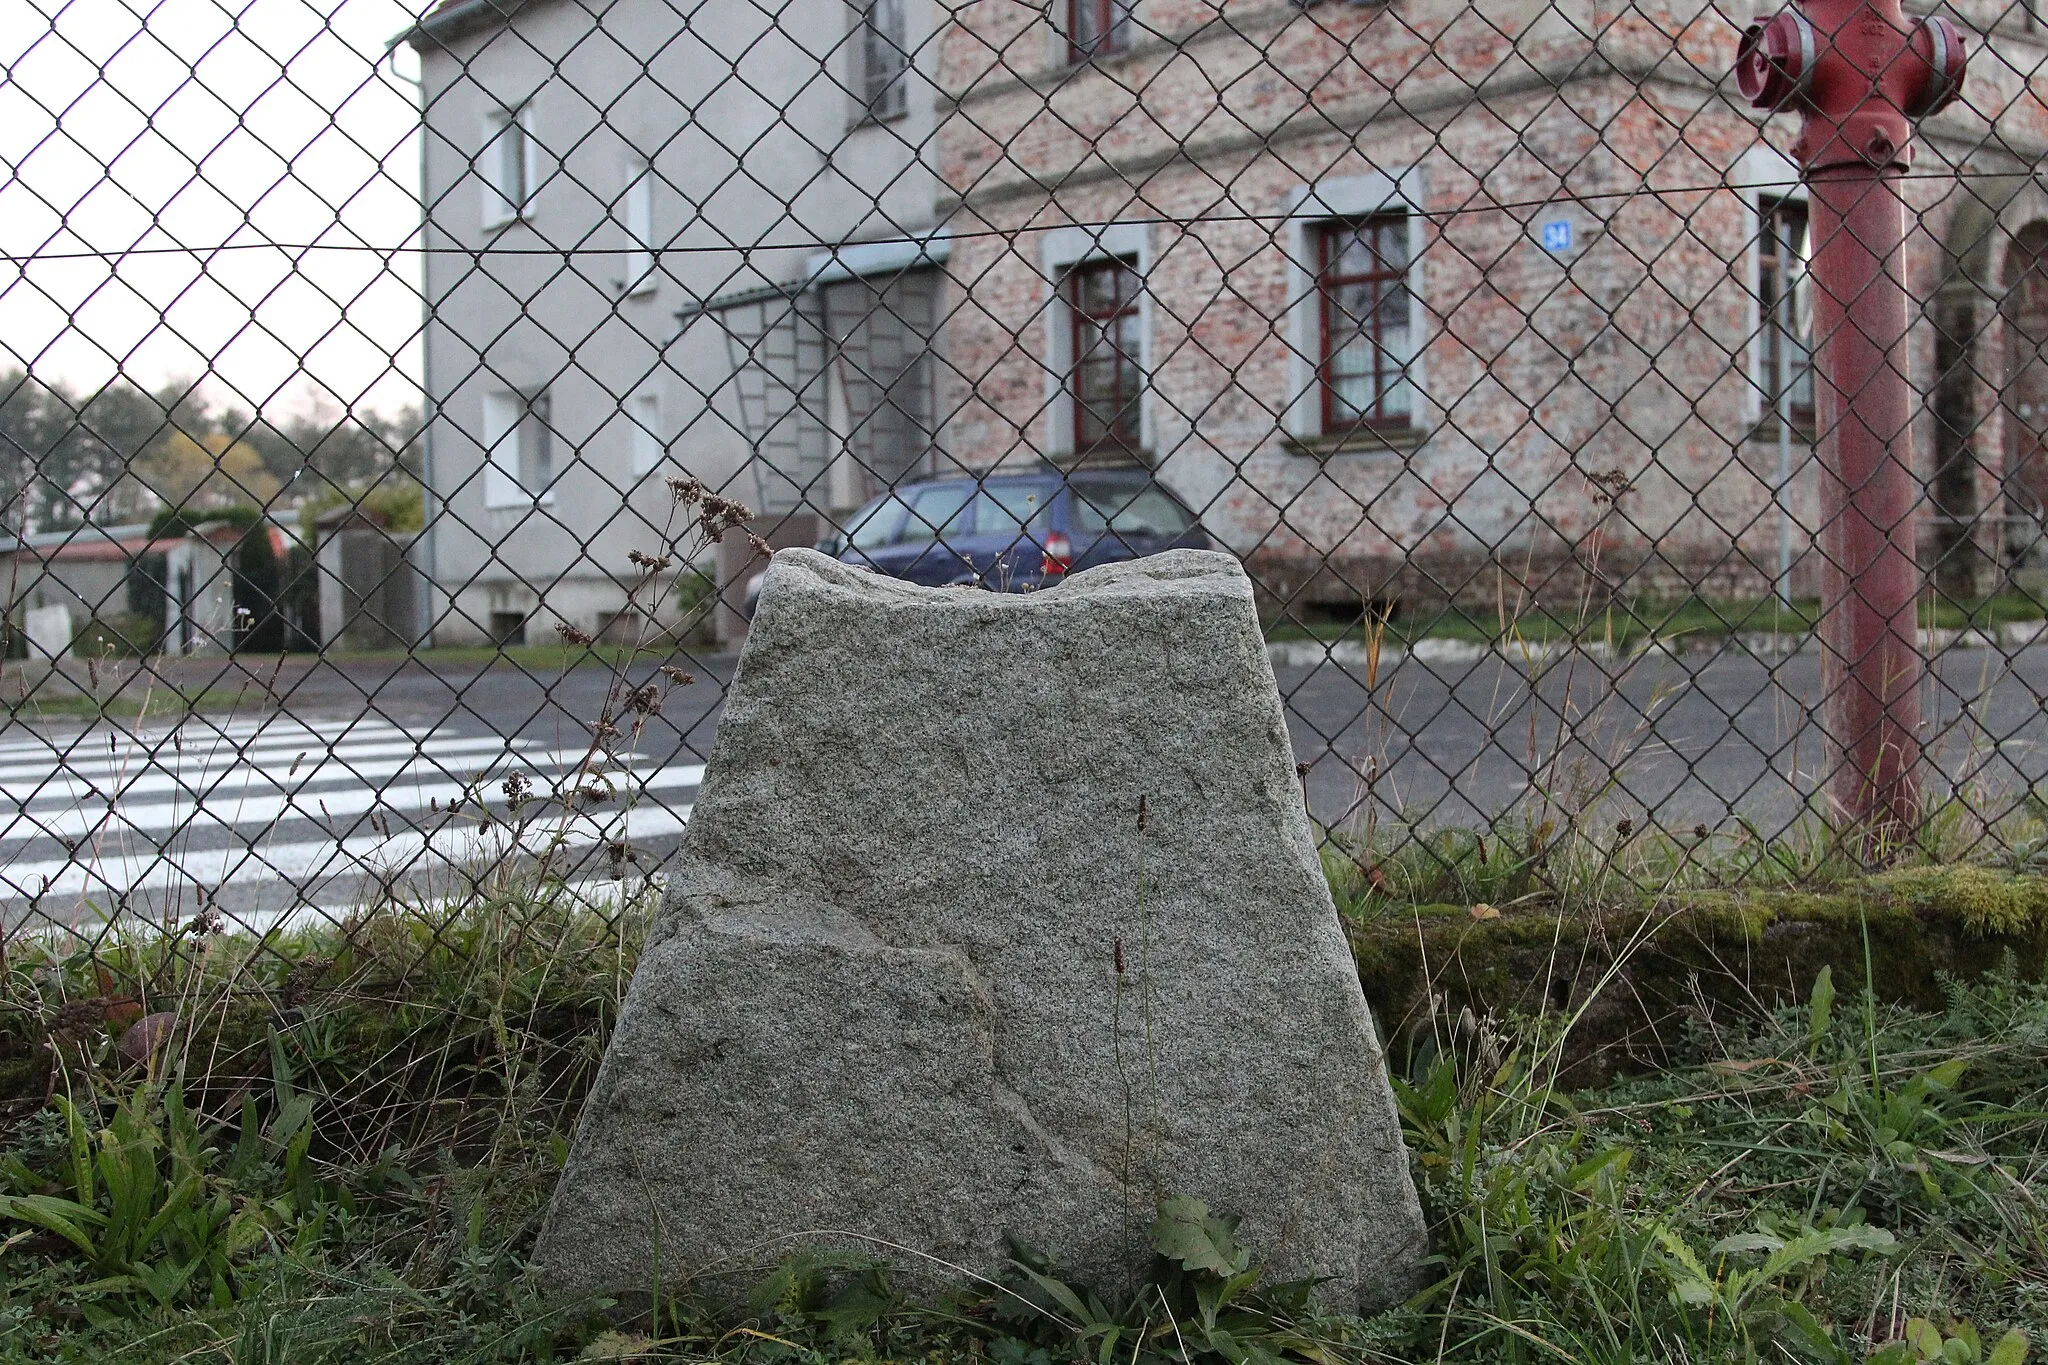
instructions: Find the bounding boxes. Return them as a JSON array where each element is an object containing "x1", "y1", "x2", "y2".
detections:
[{"x1": 2001, "y1": 223, "x2": 2048, "y2": 565}]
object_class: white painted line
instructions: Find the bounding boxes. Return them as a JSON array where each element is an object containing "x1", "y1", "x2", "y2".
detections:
[
  {"x1": 0, "y1": 762, "x2": 708, "y2": 843},
  {"x1": 0, "y1": 735, "x2": 534, "y2": 789},
  {"x1": 0, "y1": 802, "x2": 694, "y2": 901},
  {"x1": 0, "y1": 722, "x2": 409, "y2": 763},
  {"x1": 0, "y1": 716, "x2": 403, "y2": 748}
]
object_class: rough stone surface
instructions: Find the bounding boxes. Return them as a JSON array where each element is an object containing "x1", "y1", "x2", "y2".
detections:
[{"x1": 534, "y1": 548, "x2": 1426, "y2": 1308}]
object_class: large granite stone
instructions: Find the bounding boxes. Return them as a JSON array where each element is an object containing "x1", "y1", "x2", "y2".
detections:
[{"x1": 534, "y1": 548, "x2": 1426, "y2": 1307}]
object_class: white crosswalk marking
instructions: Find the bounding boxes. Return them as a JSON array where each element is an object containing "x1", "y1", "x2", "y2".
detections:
[
  {"x1": 0, "y1": 717, "x2": 701, "y2": 914},
  {"x1": 0, "y1": 737, "x2": 538, "y2": 794},
  {"x1": 0, "y1": 803, "x2": 696, "y2": 903}
]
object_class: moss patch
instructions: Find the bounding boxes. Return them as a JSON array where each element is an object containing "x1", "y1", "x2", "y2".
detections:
[
  {"x1": 1348, "y1": 870, "x2": 2048, "y2": 1081},
  {"x1": 1870, "y1": 863, "x2": 2048, "y2": 936}
]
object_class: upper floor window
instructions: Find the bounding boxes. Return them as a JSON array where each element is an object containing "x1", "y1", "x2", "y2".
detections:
[
  {"x1": 1758, "y1": 195, "x2": 1813, "y2": 430},
  {"x1": 1068, "y1": 0, "x2": 1133, "y2": 62},
  {"x1": 1069, "y1": 257, "x2": 1144, "y2": 455},
  {"x1": 859, "y1": 0, "x2": 909, "y2": 120},
  {"x1": 481, "y1": 104, "x2": 538, "y2": 229},
  {"x1": 1317, "y1": 214, "x2": 1415, "y2": 433},
  {"x1": 483, "y1": 389, "x2": 556, "y2": 508}
]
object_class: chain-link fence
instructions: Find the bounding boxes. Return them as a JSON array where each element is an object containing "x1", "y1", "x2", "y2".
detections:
[{"x1": 3, "y1": 0, "x2": 2048, "y2": 954}]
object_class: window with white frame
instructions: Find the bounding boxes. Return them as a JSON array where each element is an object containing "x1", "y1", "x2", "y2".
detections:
[
  {"x1": 1735, "y1": 147, "x2": 1811, "y2": 433},
  {"x1": 858, "y1": 0, "x2": 909, "y2": 119},
  {"x1": 624, "y1": 165, "x2": 655, "y2": 295},
  {"x1": 482, "y1": 389, "x2": 555, "y2": 508},
  {"x1": 1282, "y1": 171, "x2": 1427, "y2": 444},
  {"x1": 481, "y1": 104, "x2": 539, "y2": 229},
  {"x1": 1757, "y1": 195, "x2": 1813, "y2": 430},
  {"x1": 629, "y1": 391, "x2": 662, "y2": 474}
]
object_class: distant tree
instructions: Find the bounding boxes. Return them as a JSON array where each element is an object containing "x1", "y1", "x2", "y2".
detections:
[
  {"x1": 0, "y1": 368, "x2": 417, "y2": 534},
  {"x1": 236, "y1": 395, "x2": 422, "y2": 497},
  {"x1": 136, "y1": 430, "x2": 282, "y2": 512},
  {"x1": 2, "y1": 370, "x2": 146, "y2": 530}
]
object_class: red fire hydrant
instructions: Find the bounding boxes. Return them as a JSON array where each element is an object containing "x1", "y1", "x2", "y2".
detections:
[{"x1": 1737, "y1": 0, "x2": 1966, "y2": 847}]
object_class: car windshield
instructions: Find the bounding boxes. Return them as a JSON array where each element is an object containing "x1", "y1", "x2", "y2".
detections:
[
  {"x1": 845, "y1": 496, "x2": 909, "y2": 552},
  {"x1": 900, "y1": 484, "x2": 974, "y2": 543},
  {"x1": 1070, "y1": 482, "x2": 1195, "y2": 537}
]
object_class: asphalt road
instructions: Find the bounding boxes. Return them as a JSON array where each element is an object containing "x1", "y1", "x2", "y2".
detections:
[{"x1": 4, "y1": 638, "x2": 2045, "y2": 932}]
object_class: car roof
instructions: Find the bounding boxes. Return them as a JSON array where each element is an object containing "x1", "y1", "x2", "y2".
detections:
[{"x1": 895, "y1": 468, "x2": 1155, "y2": 492}]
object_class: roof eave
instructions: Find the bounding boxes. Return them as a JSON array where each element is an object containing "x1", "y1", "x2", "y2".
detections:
[{"x1": 392, "y1": 0, "x2": 532, "y2": 54}]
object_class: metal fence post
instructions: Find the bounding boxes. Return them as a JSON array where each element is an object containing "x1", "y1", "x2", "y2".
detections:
[{"x1": 1737, "y1": 0, "x2": 1967, "y2": 845}]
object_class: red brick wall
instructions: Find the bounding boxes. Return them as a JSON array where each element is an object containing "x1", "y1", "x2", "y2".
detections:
[{"x1": 931, "y1": 0, "x2": 2048, "y2": 612}]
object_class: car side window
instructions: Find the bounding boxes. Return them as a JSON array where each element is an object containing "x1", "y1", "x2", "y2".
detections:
[
  {"x1": 847, "y1": 496, "x2": 909, "y2": 551},
  {"x1": 1071, "y1": 484, "x2": 1194, "y2": 536},
  {"x1": 973, "y1": 485, "x2": 1054, "y2": 536},
  {"x1": 901, "y1": 485, "x2": 973, "y2": 543}
]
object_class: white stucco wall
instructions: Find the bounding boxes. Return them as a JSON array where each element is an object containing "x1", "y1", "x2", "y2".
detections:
[{"x1": 412, "y1": 0, "x2": 943, "y2": 643}]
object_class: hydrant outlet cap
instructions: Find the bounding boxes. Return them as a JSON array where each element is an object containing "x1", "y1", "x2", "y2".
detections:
[
  {"x1": 1736, "y1": 11, "x2": 1815, "y2": 110},
  {"x1": 1903, "y1": 15, "x2": 1967, "y2": 119}
]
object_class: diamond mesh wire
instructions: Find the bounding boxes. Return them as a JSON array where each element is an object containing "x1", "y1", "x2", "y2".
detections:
[{"x1": 2, "y1": 0, "x2": 2047, "y2": 967}]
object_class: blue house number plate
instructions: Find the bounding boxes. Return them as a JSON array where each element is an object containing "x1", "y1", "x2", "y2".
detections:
[{"x1": 1541, "y1": 220, "x2": 1573, "y2": 252}]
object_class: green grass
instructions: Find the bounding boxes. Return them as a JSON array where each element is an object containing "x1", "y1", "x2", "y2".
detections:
[
  {"x1": 1264, "y1": 591, "x2": 2048, "y2": 649},
  {"x1": 1, "y1": 687, "x2": 278, "y2": 723},
  {"x1": 1920, "y1": 590, "x2": 2048, "y2": 632},
  {"x1": 5, "y1": 853, "x2": 2048, "y2": 1363}
]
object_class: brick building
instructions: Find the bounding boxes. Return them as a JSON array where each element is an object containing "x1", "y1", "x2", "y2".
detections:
[
  {"x1": 926, "y1": 0, "x2": 2048, "y2": 617},
  {"x1": 404, "y1": 0, "x2": 2048, "y2": 637}
]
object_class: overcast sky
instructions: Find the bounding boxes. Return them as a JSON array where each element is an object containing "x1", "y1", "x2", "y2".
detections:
[{"x1": 1, "y1": 0, "x2": 426, "y2": 419}]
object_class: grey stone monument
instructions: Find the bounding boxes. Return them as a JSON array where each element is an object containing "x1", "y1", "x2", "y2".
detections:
[{"x1": 535, "y1": 548, "x2": 1426, "y2": 1307}]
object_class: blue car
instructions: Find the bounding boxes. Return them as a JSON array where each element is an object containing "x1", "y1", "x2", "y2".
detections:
[
  {"x1": 745, "y1": 470, "x2": 1213, "y2": 615},
  {"x1": 823, "y1": 469, "x2": 1212, "y2": 588}
]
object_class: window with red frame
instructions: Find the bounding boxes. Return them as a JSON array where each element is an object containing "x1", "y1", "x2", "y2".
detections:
[
  {"x1": 1068, "y1": 0, "x2": 1133, "y2": 62},
  {"x1": 1318, "y1": 214, "x2": 1415, "y2": 433},
  {"x1": 1068, "y1": 257, "x2": 1143, "y2": 455}
]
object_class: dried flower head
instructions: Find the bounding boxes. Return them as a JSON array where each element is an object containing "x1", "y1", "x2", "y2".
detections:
[
  {"x1": 627, "y1": 549, "x2": 674, "y2": 571},
  {"x1": 502, "y1": 772, "x2": 532, "y2": 808},
  {"x1": 697, "y1": 492, "x2": 754, "y2": 542},
  {"x1": 659, "y1": 665, "x2": 695, "y2": 687},
  {"x1": 555, "y1": 622, "x2": 595, "y2": 646},
  {"x1": 626, "y1": 683, "x2": 663, "y2": 716},
  {"x1": 667, "y1": 475, "x2": 705, "y2": 505}
]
